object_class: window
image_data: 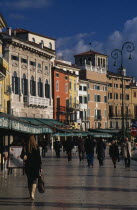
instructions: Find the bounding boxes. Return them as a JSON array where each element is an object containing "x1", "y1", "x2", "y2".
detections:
[
  {"x1": 126, "y1": 94, "x2": 129, "y2": 100},
  {"x1": 30, "y1": 76, "x2": 36, "y2": 96},
  {"x1": 45, "y1": 66, "x2": 48, "y2": 70},
  {"x1": 114, "y1": 93, "x2": 118, "y2": 100},
  {"x1": 38, "y1": 63, "x2": 41, "y2": 68},
  {"x1": 94, "y1": 85, "x2": 100, "y2": 90},
  {"x1": 120, "y1": 94, "x2": 122, "y2": 100},
  {"x1": 22, "y1": 74, "x2": 28, "y2": 95},
  {"x1": 79, "y1": 86, "x2": 82, "y2": 91},
  {"x1": 120, "y1": 84, "x2": 123, "y2": 88},
  {"x1": 103, "y1": 86, "x2": 107, "y2": 91},
  {"x1": 108, "y1": 83, "x2": 112, "y2": 87},
  {"x1": 65, "y1": 76, "x2": 68, "y2": 80},
  {"x1": 79, "y1": 96, "x2": 82, "y2": 103},
  {"x1": 56, "y1": 73, "x2": 59, "y2": 77},
  {"x1": 103, "y1": 59, "x2": 105, "y2": 67},
  {"x1": 11, "y1": 55, "x2": 18, "y2": 61},
  {"x1": 38, "y1": 78, "x2": 43, "y2": 97},
  {"x1": 83, "y1": 86, "x2": 87, "y2": 91},
  {"x1": 12, "y1": 71, "x2": 20, "y2": 95},
  {"x1": 95, "y1": 109, "x2": 101, "y2": 119},
  {"x1": 56, "y1": 80, "x2": 59, "y2": 91},
  {"x1": 108, "y1": 92, "x2": 112, "y2": 99},
  {"x1": 21, "y1": 58, "x2": 27, "y2": 63},
  {"x1": 98, "y1": 58, "x2": 100, "y2": 66},
  {"x1": 30, "y1": 61, "x2": 36, "y2": 66},
  {"x1": 110, "y1": 121, "x2": 113, "y2": 128},
  {"x1": 114, "y1": 83, "x2": 118, "y2": 88},
  {"x1": 45, "y1": 80, "x2": 50, "y2": 98},
  {"x1": 80, "y1": 111, "x2": 83, "y2": 120},
  {"x1": 84, "y1": 97, "x2": 87, "y2": 104},
  {"x1": 126, "y1": 85, "x2": 130, "y2": 89},
  {"x1": 94, "y1": 95, "x2": 101, "y2": 102},
  {"x1": 104, "y1": 109, "x2": 107, "y2": 117},
  {"x1": 104, "y1": 96, "x2": 107, "y2": 103},
  {"x1": 116, "y1": 121, "x2": 119, "y2": 129},
  {"x1": 87, "y1": 109, "x2": 90, "y2": 117},
  {"x1": 32, "y1": 38, "x2": 35, "y2": 42},
  {"x1": 134, "y1": 92, "x2": 137, "y2": 98},
  {"x1": 49, "y1": 42, "x2": 52, "y2": 49}
]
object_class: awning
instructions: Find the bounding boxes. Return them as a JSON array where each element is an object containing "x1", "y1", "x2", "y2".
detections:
[{"x1": 0, "y1": 113, "x2": 52, "y2": 134}]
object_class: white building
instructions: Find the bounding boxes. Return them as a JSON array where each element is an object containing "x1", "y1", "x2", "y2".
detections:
[{"x1": 1, "y1": 28, "x2": 56, "y2": 118}]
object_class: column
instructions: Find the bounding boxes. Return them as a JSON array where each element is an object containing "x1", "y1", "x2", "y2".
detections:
[
  {"x1": 42, "y1": 61, "x2": 45, "y2": 98},
  {"x1": 27, "y1": 56, "x2": 30, "y2": 95},
  {"x1": 35, "y1": 59, "x2": 38, "y2": 97}
]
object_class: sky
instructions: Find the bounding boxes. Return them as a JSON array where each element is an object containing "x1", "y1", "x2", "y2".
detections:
[{"x1": 1, "y1": 0, "x2": 137, "y2": 78}]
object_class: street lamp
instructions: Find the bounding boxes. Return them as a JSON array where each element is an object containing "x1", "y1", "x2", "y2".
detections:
[{"x1": 111, "y1": 42, "x2": 135, "y2": 141}]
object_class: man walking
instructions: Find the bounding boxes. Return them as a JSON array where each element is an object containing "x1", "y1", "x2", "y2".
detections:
[{"x1": 121, "y1": 137, "x2": 132, "y2": 168}]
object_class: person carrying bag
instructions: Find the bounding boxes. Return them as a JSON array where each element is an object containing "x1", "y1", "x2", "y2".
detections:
[{"x1": 20, "y1": 135, "x2": 42, "y2": 201}]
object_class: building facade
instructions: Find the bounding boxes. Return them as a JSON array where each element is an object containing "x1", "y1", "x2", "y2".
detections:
[
  {"x1": 78, "y1": 80, "x2": 89, "y2": 131},
  {"x1": 107, "y1": 71, "x2": 133, "y2": 130},
  {"x1": 1, "y1": 28, "x2": 55, "y2": 118},
  {"x1": 75, "y1": 50, "x2": 108, "y2": 129}
]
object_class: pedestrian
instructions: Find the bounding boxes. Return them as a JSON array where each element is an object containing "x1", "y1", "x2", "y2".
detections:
[
  {"x1": 121, "y1": 137, "x2": 132, "y2": 168},
  {"x1": 78, "y1": 136, "x2": 85, "y2": 161},
  {"x1": 20, "y1": 135, "x2": 42, "y2": 200},
  {"x1": 65, "y1": 137, "x2": 74, "y2": 161},
  {"x1": 84, "y1": 135, "x2": 96, "y2": 167},
  {"x1": 96, "y1": 138, "x2": 106, "y2": 166},
  {"x1": 54, "y1": 140, "x2": 61, "y2": 158},
  {"x1": 41, "y1": 140, "x2": 47, "y2": 157},
  {"x1": 109, "y1": 140, "x2": 119, "y2": 168}
]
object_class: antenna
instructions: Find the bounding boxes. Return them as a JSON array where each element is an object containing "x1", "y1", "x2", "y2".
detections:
[{"x1": 89, "y1": 42, "x2": 92, "y2": 51}]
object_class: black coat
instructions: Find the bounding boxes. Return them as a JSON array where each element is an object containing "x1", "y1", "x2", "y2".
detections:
[
  {"x1": 109, "y1": 143, "x2": 119, "y2": 159},
  {"x1": 84, "y1": 138, "x2": 96, "y2": 154},
  {"x1": 21, "y1": 147, "x2": 42, "y2": 180},
  {"x1": 96, "y1": 141, "x2": 106, "y2": 160}
]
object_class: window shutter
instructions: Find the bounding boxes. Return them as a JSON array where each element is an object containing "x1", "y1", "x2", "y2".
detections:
[
  {"x1": 25, "y1": 79, "x2": 28, "y2": 95},
  {"x1": 18, "y1": 77, "x2": 20, "y2": 95},
  {"x1": 22, "y1": 78, "x2": 24, "y2": 94},
  {"x1": 12, "y1": 76, "x2": 14, "y2": 93},
  {"x1": 34, "y1": 81, "x2": 36, "y2": 96}
]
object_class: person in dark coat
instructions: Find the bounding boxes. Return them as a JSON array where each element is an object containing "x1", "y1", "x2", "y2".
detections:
[
  {"x1": 109, "y1": 140, "x2": 119, "y2": 168},
  {"x1": 20, "y1": 135, "x2": 42, "y2": 200},
  {"x1": 84, "y1": 135, "x2": 96, "y2": 167},
  {"x1": 96, "y1": 139, "x2": 106, "y2": 166},
  {"x1": 41, "y1": 140, "x2": 47, "y2": 157},
  {"x1": 65, "y1": 137, "x2": 74, "y2": 161},
  {"x1": 78, "y1": 136, "x2": 85, "y2": 161},
  {"x1": 54, "y1": 140, "x2": 61, "y2": 158}
]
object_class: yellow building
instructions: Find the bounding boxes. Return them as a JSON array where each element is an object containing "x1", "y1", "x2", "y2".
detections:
[
  {"x1": 0, "y1": 14, "x2": 10, "y2": 114},
  {"x1": 131, "y1": 83, "x2": 137, "y2": 119}
]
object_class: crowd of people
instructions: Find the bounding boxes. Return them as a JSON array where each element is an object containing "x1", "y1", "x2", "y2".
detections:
[
  {"x1": 53, "y1": 135, "x2": 133, "y2": 169},
  {"x1": 20, "y1": 134, "x2": 133, "y2": 201}
]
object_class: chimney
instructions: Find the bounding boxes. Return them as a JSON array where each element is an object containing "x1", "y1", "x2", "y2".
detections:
[
  {"x1": 7, "y1": 27, "x2": 12, "y2": 36},
  {"x1": 39, "y1": 41, "x2": 44, "y2": 49}
]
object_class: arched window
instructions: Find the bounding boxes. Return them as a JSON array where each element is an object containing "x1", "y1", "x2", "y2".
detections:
[
  {"x1": 22, "y1": 74, "x2": 28, "y2": 95},
  {"x1": 30, "y1": 76, "x2": 36, "y2": 96},
  {"x1": 49, "y1": 42, "x2": 52, "y2": 49},
  {"x1": 38, "y1": 77, "x2": 43, "y2": 97},
  {"x1": 12, "y1": 71, "x2": 20, "y2": 94},
  {"x1": 45, "y1": 80, "x2": 50, "y2": 98},
  {"x1": 32, "y1": 38, "x2": 35, "y2": 43}
]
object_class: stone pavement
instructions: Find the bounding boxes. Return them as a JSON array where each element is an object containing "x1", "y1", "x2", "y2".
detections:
[{"x1": 1, "y1": 148, "x2": 137, "y2": 210}]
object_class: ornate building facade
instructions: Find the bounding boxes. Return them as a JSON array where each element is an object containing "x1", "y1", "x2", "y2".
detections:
[{"x1": 1, "y1": 28, "x2": 55, "y2": 118}]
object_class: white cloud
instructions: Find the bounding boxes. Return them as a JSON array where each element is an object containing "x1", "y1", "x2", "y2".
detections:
[
  {"x1": 2, "y1": 0, "x2": 52, "y2": 9},
  {"x1": 57, "y1": 17, "x2": 137, "y2": 78}
]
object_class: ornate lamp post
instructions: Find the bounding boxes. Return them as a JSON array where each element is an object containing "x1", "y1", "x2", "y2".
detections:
[{"x1": 111, "y1": 42, "x2": 135, "y2": 141}]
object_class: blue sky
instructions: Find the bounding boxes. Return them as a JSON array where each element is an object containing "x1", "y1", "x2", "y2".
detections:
[{"x1": 1, "y1": 0, "x2": 137, "y2": 78}]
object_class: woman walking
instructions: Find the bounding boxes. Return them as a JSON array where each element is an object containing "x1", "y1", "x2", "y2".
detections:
[
  {"x1": 96, "y1": 139, "x2": 106, "y2": 166},
  {"x1": 109, "y1": 140, "x2": 119, "y2": 168},
  {"x1": 20, "y1": 135, "x2": 42, "y2": 200}
]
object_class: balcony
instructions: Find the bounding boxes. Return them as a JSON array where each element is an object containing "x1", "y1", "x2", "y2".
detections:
[
  {"x1": 0, "y1": 63, "x2": 6, "y2": 78},
  {"x1": 94, "y1": 115, "x2": 102, "y2": 121},
  {"x1": 24, "y1": 96, "x2": 49, "y2": 107}
]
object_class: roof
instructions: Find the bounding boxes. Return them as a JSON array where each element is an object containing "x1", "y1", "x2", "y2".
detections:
[
  {"x1": 107, "y1": 71, "x2": 133, "y2": 79},
  {"x1": 74, "y1": 50, "x2": 108, "y2": 57},
  {"x1": 55, "y1": 60, "x2": 80, "y2": 70},
  {"x1": 5, "y1": 28, "x2": 56, "y2": 40}
]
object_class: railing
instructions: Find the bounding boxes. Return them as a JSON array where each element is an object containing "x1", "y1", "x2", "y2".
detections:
[
  {"x1": 94, "y1": 115, "x2": 102, "y2": 120},
  {"x1": 79, "y1": 64, "x2": 107, "y2": 73},
  {"x1": 23, "y1": 95, "x2": 49, "y2": 107}
]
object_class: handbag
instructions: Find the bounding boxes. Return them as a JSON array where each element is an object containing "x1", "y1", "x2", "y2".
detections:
[{"x1": 38, "y1": 175, "x2": 45, "y2": 193}]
